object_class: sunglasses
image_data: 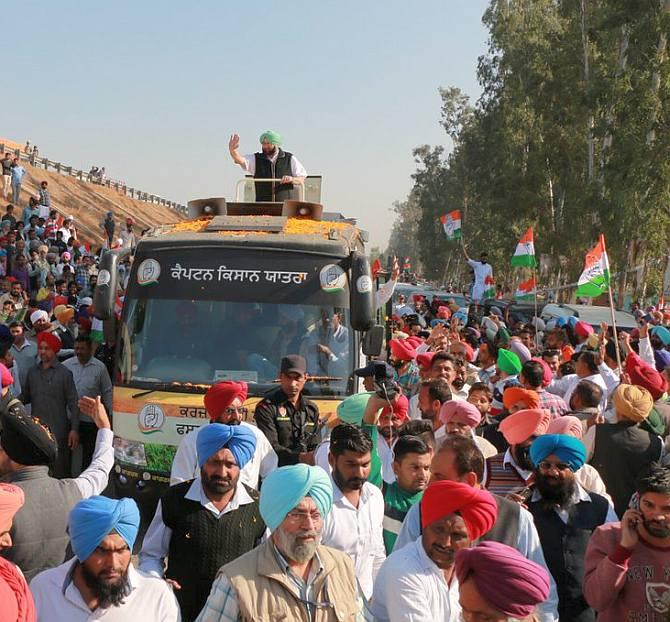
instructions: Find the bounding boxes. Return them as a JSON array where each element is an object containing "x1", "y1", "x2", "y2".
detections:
[{"x1": 538, "y1": 461, "x2": 571, "y2": 472}]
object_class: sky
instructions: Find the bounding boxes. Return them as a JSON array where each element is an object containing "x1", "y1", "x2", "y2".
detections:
[{"x1": 7, "y1": 1, "x2": 489, "y2": 248}]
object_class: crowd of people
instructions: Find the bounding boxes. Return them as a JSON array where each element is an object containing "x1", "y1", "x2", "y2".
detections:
[{"x1": 0, "y1": 272, "x2": 668, "y2": 620}]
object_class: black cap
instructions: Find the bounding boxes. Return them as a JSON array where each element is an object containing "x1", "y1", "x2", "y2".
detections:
[
  {"x1": 280, "y1": 355, "x2": 307, "y2": 376},
  {"x1": 354, "y1": 360, "x2": 394, "y2": 379}
]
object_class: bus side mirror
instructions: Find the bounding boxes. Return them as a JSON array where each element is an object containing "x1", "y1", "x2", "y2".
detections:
[
  {"x1": 93, "y1": 249, "x2": 130, "y2": 320},
  {"x1": 362, "y1": 325, "x2": 384, "y2": 357},
  {"x1": 349, "y1": 251, "x2": 375, "y2": 331}
]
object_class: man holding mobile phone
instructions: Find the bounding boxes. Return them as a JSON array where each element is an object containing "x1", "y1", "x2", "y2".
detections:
[{"x1": 583, "y1": 463, "x2": 670, "y2": 621}]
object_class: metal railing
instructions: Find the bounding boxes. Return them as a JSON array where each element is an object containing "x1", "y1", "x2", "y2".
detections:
[
  {"x1": 0, "y1": 144, "x2": 188, "y2": 216},
  {"x1": 234, "y1": 178, "x2": 306, "y2": 202}
]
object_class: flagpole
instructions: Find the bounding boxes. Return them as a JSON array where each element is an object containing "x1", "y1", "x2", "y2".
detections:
[
  {"x1": 602, "y1": 234, "x2": 623, "y2": 372},
  {"x1": 533, "y1": 265, "x2": 540, "y2": 349}
]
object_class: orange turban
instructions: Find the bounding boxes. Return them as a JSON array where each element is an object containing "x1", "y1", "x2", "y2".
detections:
[
  {"x1": 203, "y1": 381, "x2": 248, "y2": 421},
  {"x1": 421, "y1": 480, "x2": 497, "y2": 540},
  {"x1": 499, "y1": 409, "x2": 551, "y2": 445},
  {"x1": 502, "y1": 387, "x2": 540, "y2": 411}
]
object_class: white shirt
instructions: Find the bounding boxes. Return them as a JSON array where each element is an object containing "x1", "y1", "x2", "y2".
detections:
[
  {"x1": 139, "y1": 479, "x2": 258, "y2": 578},
  {"x1": 377, "y1": 435, "x2": 397, "y2": 484},
  {"x1": 394, "y1": 499, "x2": 560, "y2": 622},
  {"x1": 169, "y1": 421, "x2": 278, "y2": 489},
  {"x1": 74, "y1": 428, "x2": 115, "y2": 498},
  {"x1": 548, "y1": 373, "x2": 609, "y2": 411},
  {"x1": 320, "y1": 478, "x2": 386, "y2": 599},
  {"x1": 241, "y1": 152, "x2": 307, "y2": 177},
  {"x1": 466, "y1": 259, "x2": 493, "y2": 301},
  {"x1": 408, "y1": 393, "x2": 421, "y2": 421},
  {"x1": 30, "y1": 559, "x2": 181, "y2": 621},
  {"x1": 370, "y1": 538, "x2": 461, "y2": 622}
]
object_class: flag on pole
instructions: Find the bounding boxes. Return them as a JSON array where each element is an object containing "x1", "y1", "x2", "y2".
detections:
[
  {"x1": 514, "y1": 277, "x2": 537, "y2": 300},
  {"x1": 511, "y1": 227, "x2": 537, "y2": 268},
  {"x1": 483, "y1": 275, "x2": 496, "y2": 298},
  {"x1": 371, "y1": 258, "x2": 382, "y2": 279},
  {"x1": 575, "y1": 235, "x2": 610, "y2": 298},
  {"x1": 403, "y1": 257, "x2": 411, "y2": 271},
  {"x1": 440, "y1": 210, "x2": 462, "y2": 240}
]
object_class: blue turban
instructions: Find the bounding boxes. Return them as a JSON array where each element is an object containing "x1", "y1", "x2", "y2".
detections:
[
  {"x1": 259, "y1": 130, "x2": 282, "y2": 146},
  {"x1": 196, "y1": 423, "x2": 257, "y2": 469},
  {"x1": 651, "y1": 325, "x2": 670, "y2": 346},
  {"x1": 530, "y1": 434, "x2": 587, "y2": 472},
  {"x1": 259, "y1": 464, "x2": 333, "y2": 531},
  {"x1": 69, "y1": 496, "x2": 140, "y2": 561}
]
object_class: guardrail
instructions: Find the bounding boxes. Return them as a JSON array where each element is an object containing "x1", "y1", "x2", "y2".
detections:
[{"x1": 0, "y1": 144, "x2": 188, "y2": 216}]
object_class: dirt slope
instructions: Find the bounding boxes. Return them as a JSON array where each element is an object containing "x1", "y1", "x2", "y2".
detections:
[{"x1": 1, "y1": 138, "x2": 185, "y2": 247}]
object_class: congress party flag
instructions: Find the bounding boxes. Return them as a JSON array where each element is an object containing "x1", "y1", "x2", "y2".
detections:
[
  {"x1": 483, "y1": 274, "x2": 496, "y2": 299},
  {"x1": 575, "y1": 235, "x2": 610, "y2": 298},
  {"x1": 514, "y1": 277, "x2": 537, "y2": 301},
  {"x1": 511, "y1": 227, "x2": 536, "y2": 268},
  {"x1": 440, "y1": 210, "x2": 462, "y2": 240}
]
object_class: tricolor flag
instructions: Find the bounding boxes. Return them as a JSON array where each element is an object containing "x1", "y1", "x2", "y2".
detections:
[
  {"x1": 575, "y1": 235, "x2": 610, "y2": 298},
  {"x1": 483, "y1": 275, "x2": 496, "y2": 298},
  {"x1": 403, "y1": 257, "x2": 411, "y2": 271},
  {"x1": 440, "y1": 210, "x2": 462, "y2": 240},
  {"x1": 371, "y1": 258, "x2": 382, "y2": 279},
  {"x1": 511, "y1": 227, "x2": 536, "y2": 268},
  {"x1": 514, "y1": 277, "x2": 537, "y2": 300}
]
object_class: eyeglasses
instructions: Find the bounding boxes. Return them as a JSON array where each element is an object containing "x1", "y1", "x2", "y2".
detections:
[
  {"x1": 285, "y1": 509, "x2": 323, "y2": 523},
  {"x1": 223, "y1": 407, "x2": 248, "y2": 417},
  {"x1": 538, "y1": 461, "x2": 571, "y2": 472}
]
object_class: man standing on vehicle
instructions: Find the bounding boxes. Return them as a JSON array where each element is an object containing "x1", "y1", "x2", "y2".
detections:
[
  {"x1": 228, "y1": 130, "x2": 307, "y2": 202},
  {"x1": 254, "y1": 355, "x2": 321, "y2": 467},
  {"x1": 462, "y1": 242, "x2": 494, "y2": 304}
]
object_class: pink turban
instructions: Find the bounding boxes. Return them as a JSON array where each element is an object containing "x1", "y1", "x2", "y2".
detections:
[
  {"x1": 440, "y1": 400, "x2": 482, "y2": 428},
  {"x1": 389, "y1": 338, "x2": 417, "y2": 362},
  {"x1": 546, "y1": 415, "x2": 583, "y2": 439},
  {"x1": 0, "y1": 364, "x2": 13, "y2": 389},
  {"x1": 532, "y1": 357, "x2": 553, "y2": 387},
  {"x1": 455, "y1": 541, "x2": 550, "y2": 618},
  {"x1": 421, "y1": 481, "x2": 497, "y2": 540},
  {"x1": 204, "y1": 381, "x2": 248, "y2": 421},
  {"x1": 0, "y1": 483, "x2": 24, "y2": 532},
  {"x1": 499, "y1": 408, "x2": 551, "y2": 445}
]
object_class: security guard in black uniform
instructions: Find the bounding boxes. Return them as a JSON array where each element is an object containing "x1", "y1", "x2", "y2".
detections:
[{"x1": 254, "y1": 355, "x2": 321, "y2": 466}]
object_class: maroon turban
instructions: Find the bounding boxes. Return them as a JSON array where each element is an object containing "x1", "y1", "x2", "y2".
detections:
[
  {"x1": 204, "y1": 381, "x2": 248, "y2": 420},
  {"x1": 455, "y1": 541, "x2": 550, "y2": 618},
  {"x1": 37, "y1": 331, "x2": 62, "y2": 354},
  {"x1": 389, "y1": 338, "x2": 417, "y2": 362},
  {"x1": 420, "y1": 480, "x2": 497, "y2": 540},
  {"x1": 626, "y1": 352, "x2": 667, "y2": 401}
]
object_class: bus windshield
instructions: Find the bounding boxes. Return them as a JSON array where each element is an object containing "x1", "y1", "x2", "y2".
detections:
[{"x1": 116, "y1": 297, "x2": 353, "y2": 397}]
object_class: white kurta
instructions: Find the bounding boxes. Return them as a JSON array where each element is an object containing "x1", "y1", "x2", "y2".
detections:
[
  {"x1": 467, "y1": 259, "x2": 493, "y2": 301},
  {"x1": 30, "y1": 560, "x2": 181, "y2": 621},
  {"x1": 169, "y1": 421, "x2": 278, "y2": 489},
  {"x1": 370, "y1": 538, "x2": 461, "y2": 622}
]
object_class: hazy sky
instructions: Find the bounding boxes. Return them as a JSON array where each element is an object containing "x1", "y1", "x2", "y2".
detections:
[{"x1": 8, "y1": 1, "x2": 489, "y2": 248}]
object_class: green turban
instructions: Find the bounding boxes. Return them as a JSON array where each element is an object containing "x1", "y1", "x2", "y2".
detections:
[
  {"x1": 336, "y1": 392, "x2": 373, "y2": 426},
  {"x1": 259, "y1": 130, "x2": 282, "y2": 146},
  {"x1": 497, "y1": 348, "x2": 522, "y2": 375}
]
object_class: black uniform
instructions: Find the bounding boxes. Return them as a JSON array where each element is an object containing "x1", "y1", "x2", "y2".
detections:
[{"x1": 254, "y1": 386, "x2": 320, "y2": 466}]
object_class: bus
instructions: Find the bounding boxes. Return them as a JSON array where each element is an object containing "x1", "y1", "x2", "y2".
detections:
[{"x1": 93, "y1": 188, "x2": 382, "y2": 518}]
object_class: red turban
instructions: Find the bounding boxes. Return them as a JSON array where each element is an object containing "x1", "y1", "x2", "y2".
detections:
[
  {"x1": 406, "y1": 336, "x2": 424, "y2": 349},
  {"x1": 455, "y1": 541, "x2": 550, "y2": 618},
  {"x1": 440, "y1": 400, "x2": 482, "y2": 428},
  {"x1": 203, "y1": 381, "x2": 248, "y2": 420},
  {"x1": 389, "y1": 338, "x2": 417, "y2": 362},
  {"x1": 437, "y1": 306, "x2": 451, "y2": 320},
  {"x1": 531, "y1": 357, "x2": 553, "y2": 387},
  {"x1": 380, "y1": 394, "x2": 409, "y2": 423},
  {"x1": 626, "y1": 352, "x2": 667, "y2": 401},
  {"x1": 502, "y1": 387, "x2": 540, "y2": 411},
  {"x1": 574, "y1": 321, "x2": 594, "y2": 338},
  {"x1": 547, "y1": 415, "x2": 583, "y2": 439},
  {"x1": 53, "y1": 295, "x2": 68, "y2": 308},
  {"x1": 0, "y1": 364, "x2": 13, "y2": 389},
  {"x1": 420, "y1": 481, "x2": 497, "y2": 540},
  {"x1": 37, "y1": 331, "x2": 62, "y2": 354},
  {"x1": 499, "y1": 408, "x2": 551, "y2": 445},
  {"x1": 416, "y1": 352, "x2": 435, "y2": 371}
]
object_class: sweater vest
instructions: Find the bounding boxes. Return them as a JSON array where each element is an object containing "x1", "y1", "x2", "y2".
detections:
[
  {"x1": 1, "y1": 466, "x2": 82, "y2": 581},
  {"x1": 162, "y1": 481, "x2": 266, "y2": 622},
  {"x1": 225, "y1": 541, "x2": 361, "y2": 622},
  {"x1": 591, "y1": 422, "x2": 662, "y2": 517},
  {"x1": 484, "y1": 453, "x2": 528, "y2": 497},
  {"x1": 253, "y1": 149, "x2": 297, "y2": 201},
  {"x1": 528, "y1": 493, "x2": 609, "y2": 622}
]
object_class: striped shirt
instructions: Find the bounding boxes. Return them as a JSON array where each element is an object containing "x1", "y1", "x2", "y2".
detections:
[{"x1": 484, "y1": 450, "x2": 531, "y2": 497}]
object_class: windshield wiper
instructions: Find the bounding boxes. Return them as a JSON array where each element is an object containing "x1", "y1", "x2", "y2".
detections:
[{"x1": 129, "y1": 380, "x2": 211, "y2": 398}]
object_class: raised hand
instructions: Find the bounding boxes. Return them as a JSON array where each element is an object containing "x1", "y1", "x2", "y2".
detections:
[
  {"x1": 79, "y1": 396, "x2": 111, "y2": 430},
  {"x1": 228, "y1": 134, "x2": 240, "y2": 152}
]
